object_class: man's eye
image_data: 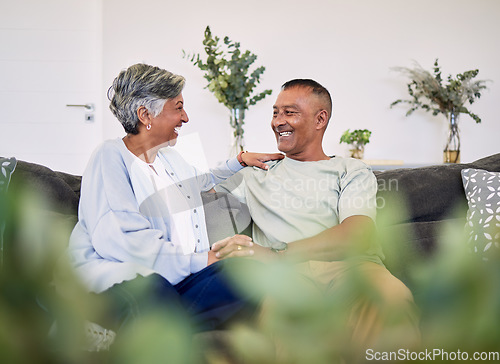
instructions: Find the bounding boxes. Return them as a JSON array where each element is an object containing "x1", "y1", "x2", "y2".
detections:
[{"x1": 285, "y1": 111, "x2": 296, "y2": 115}]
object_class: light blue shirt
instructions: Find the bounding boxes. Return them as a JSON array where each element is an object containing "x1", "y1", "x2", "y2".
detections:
[{"x1": 68, "y1": 138, "x2": 242, "y2": 293}]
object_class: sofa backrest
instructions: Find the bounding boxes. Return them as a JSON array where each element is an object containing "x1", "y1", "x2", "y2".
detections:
[
  {"x1": 9, "y1": 160, "x2": 81, "y2": 216},
  {"x1": 375, "y1": 153, "x2": 500, "y2": 225}
]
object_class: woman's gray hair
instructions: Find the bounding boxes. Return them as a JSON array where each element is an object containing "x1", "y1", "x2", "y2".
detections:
[{"x1": 108, "y1": 64, "x2": 186, "y2": 134}]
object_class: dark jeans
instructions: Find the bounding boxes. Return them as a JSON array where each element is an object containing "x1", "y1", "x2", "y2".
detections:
[{"x1": 100, "y1": 260, "x2": 257, "y2": 333}]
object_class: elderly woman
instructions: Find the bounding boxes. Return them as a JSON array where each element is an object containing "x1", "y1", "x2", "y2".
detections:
[{"x1": 67, "y1": 63, "x2": 282, "y2": 332}]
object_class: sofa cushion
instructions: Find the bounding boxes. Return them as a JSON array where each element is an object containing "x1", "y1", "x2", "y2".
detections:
[
  {"x1": 375, "y1": 153, "x2": 500, "y2": 226},
  {"x1": 461, "y1": 168, "x2": 500, "y2": 260},
  {"x1": 9, "y1": 160, "x2": 81, "y2": 216},
  {"x1": 201, "y1": 191, "x2": 252, "y2": 246}
]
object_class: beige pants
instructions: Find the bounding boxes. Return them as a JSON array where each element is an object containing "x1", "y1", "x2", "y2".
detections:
[{"x1": 260, "y1": 260, "x2": 421, "y2": 362}]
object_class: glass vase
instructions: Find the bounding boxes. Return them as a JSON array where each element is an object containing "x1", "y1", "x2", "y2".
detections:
[
  {"x1": 349, "y1": 142, "x2": 365, "y2": 159},
  {"x1": 443, "y1": 111, "x2": 460, "y2": 163},
  {"x1": 229, "y1": 108, "x2": 245, "y2": 157}
]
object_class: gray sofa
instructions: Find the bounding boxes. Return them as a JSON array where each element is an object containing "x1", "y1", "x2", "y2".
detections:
[
  {"x1": 6, "y1": 153, "x2": 500, "y2": 273},
  {"x1": 374, "y1": 153, "x2": 500, "y2": 285},
  {"x1": 1, "y1": 153, "x2": 500, "y2": 361}
]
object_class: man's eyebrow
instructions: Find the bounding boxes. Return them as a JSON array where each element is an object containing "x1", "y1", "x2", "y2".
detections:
[{"x1": 273, "y1": 104, "x2": 299, "y2": 109}]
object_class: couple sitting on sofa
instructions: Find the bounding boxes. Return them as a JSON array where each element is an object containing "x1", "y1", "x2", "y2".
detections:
[{"x1": 66, "y1": 63, "x2": 419, "y2": 355}]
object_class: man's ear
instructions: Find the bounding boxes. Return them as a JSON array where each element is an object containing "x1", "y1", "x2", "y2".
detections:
[
  {"x1": 137, "y1": 106, "x2": 151, "y2": 127},
  {"x1": 315, "y1": 109, "x2": 329, "y2": 130}
]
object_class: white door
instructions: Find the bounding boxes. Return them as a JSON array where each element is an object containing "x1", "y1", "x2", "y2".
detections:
[{"x1": 0, "y1": 0, "x2": 102, "y2": 175}]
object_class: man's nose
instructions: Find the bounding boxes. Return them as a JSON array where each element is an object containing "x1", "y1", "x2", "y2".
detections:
[{"x1": 272, "y1": 112, "x2": 286, "y2": 127}]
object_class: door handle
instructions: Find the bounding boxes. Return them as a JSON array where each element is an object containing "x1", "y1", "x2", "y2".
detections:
[
  {"x1": 66, "y1": 103, "x2": 95, "y2": 122},
  {"x1": 66, "y1": 103, "x2": 95, "y2": 111}
]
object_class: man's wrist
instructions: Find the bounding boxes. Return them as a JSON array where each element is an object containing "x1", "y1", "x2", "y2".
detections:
[{"x1": 271, "y1": 243, "x2": 288, "y2": 254}]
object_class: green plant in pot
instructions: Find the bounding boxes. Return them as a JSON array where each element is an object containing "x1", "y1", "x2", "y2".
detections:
[
  {"x1": 184, "y1": 26, "x2": 272, "y2": 155},
  {"x1": 390, "y1": 59, "x2": 488, "y2": 163},
  {"x1": 340, "y1": 129, "x2": 371, "y2": 159}
]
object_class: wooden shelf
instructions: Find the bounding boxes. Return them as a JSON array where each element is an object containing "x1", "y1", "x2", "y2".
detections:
[{"x1": 362, "y1": 159, "x2": 404, "y2": 166}]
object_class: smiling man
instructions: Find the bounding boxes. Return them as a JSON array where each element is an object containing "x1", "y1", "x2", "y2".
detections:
[{"x1": 213, "y1": 79, "x2": 420, "y2": 355}]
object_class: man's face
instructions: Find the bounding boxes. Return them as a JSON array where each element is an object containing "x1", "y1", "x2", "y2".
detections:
[{"x1": 271, "y1": 86, "x2": 322, "y2": 159}]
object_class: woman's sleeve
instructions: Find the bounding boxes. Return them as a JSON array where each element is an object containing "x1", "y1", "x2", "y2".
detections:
[
  {"x1": 78, "y1": 146, "x2": 204, "y2": 279},
  {"x1": 196, "y1": 157, "x2": 243, "y2": 192}
]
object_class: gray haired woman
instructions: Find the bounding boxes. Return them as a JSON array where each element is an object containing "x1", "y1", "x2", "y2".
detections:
[{"x1": 67, "y1": 63, "x2": 282, "y2": 332}]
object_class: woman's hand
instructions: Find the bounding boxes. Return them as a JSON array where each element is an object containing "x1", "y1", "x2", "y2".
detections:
[
  {"x1": 211, "y1": 234, "x2": 255, "y2": 260},
  {"x1": 207, "y1": 249, "x2": 220, "y2": 266},
  {"x1": 210, "y1": 235, "x2": 282, "y2": 263},
  {"x1": 240, "y1": 152, "x2": 284, "y2": 170}
]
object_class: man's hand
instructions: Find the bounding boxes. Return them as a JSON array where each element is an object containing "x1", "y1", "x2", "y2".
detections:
[
  {"x1": 211, "y1": 235, "x2": 283, "y2": 263},
  {"x1": 211, "y1": 234, "x2": 255, "y2": 260},
  {"x1": 241, "y1": 152, "x2": 284, "y2": 170}
]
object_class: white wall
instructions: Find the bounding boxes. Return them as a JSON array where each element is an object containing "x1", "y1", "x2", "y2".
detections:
[
  {"x1": 5, "y1": 0, "x2": 496, "y2": 171},
  {"x1": 0, "y1": 0, "x2": 103, "y2": 174},
  {"x1": 102, "y1": 0, "x2": 500, "y2": 167}
]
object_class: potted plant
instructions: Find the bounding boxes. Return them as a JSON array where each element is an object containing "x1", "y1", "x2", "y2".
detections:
[
  {"x1": 340, "y1": 129, "x2": 372, "y2": 159},
  {"x1": 184, "y1": 26, "x2": 272, "y2": 155},
  {"x1": 390, "y1": 59, "x2": 488, "y2": 163}
]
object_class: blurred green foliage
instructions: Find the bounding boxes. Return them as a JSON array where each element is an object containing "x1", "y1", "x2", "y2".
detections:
[
  {"x1": 340, "y1": 129, "x2": 372, "y2": 147},
  {"x1": 2, "y1": 181, "x2": 500, "y2": 363}
]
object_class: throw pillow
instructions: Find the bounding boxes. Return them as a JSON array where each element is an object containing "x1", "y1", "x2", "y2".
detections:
[
  {"x1": 461, "y1": 168, "x2": 500, "y2": 260},
  {"x1": 0, "y1": 157, "x2": 17, "y2": 193},
  {"x1": 1, "y1": 157, "x2": 18, "y2": 265}
]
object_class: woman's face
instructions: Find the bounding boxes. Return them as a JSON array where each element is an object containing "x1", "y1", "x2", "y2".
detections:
[{"x1": 149, "y1": 93, "x2": 189, "y2": 145}]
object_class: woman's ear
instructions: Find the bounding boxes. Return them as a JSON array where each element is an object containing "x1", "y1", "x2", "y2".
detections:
[{"x1": 137, "y1": 106, "x2": 151, "y2": 127}]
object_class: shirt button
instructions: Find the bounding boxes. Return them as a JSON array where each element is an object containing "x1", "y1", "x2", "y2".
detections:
[
  {"x1": 197, "y1": 239, "x2": 200, "y2": 243},
  {"x1": 178, "y1": 184, "x2": 182, "y2": 187},
  {"x1": 187, "y1": 195, "x2": 191, "y2": 199},
  {"x1": 170, "y1": 172, "x2": 174, "y2": 176},
  {"x1": 195, "y1": 225, "x2": 198, "y2": 228},
  {"x1": 193, "y1": 209, "x2": 197, "y2": 213}
]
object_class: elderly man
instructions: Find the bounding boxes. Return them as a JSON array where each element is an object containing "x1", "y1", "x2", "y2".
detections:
[{"x1": 211, "y1": 79, "x2": 419, "y2": 354}]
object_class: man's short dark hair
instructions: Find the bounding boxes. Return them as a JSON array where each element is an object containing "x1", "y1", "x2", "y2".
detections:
[{"x1": 282, "y1": 79, "x2": 332, "y2": 121}]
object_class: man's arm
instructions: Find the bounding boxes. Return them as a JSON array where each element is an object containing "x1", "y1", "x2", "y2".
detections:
[
  {"x1": 213, "y1": 215, "x2": 375, "y2": 263},
  {"x1": 273, "y1": 215, "x2": 375, "y2": 262}
]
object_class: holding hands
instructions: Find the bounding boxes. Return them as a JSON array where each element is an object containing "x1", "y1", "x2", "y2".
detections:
[
  {"x1": 208, "y1": 234, "x2": 279, "y2": 265},
  {"x1": 210, "y1": 235, "x2": 254, "y2": 264}
]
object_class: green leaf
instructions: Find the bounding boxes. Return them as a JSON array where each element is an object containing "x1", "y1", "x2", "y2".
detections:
[
  {"x1": 183, "y1": 25, "x2": 272, "y2": 117},
  {"x1": 390, "y1": 59, "x2": 488, "y2": 124}
]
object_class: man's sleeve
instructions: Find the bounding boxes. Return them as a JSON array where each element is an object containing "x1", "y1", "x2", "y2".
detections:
[{"x1": 337, "y1": 164, "x2": 377, "y2": 223}]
